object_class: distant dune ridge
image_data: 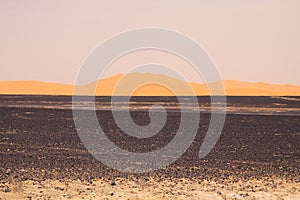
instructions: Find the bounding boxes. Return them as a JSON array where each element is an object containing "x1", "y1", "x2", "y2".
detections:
[{"x1": 1, "y1": 73, "x2": 300, "y2": 96}]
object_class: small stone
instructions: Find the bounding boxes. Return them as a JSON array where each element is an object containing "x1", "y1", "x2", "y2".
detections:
[
  {"x1": 4, "y1": 188, "x2": 11, "y2": 192},
  {"x1": 111, "y1": 181, "x2": 116, "y2": 186},
  {"x1": 54, "y1": 186, "x2": 64, "y2": 191}
]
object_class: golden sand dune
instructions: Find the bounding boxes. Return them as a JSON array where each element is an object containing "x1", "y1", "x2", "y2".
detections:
[
  {"x1": 1, "y1": 73, "x2": 300, "y2": 96},
  {"x1": 0, "y1": 80, "x2": 74, "y2": 95}
]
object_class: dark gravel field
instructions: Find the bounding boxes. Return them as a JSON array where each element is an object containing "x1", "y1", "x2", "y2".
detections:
[{"x1": 0, "y1": 105, "x2": 299, "y2": 183}]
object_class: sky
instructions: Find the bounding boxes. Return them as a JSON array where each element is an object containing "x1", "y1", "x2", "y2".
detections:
[{"x1": 0, "y1": 0, "x2": 300, "y2": 85}]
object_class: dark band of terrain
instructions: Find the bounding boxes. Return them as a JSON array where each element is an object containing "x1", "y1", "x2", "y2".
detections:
[{"x1": 0, "y1": 97, "x2": 299, "y2": 183}]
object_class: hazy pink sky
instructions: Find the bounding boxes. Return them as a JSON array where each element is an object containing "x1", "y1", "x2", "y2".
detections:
[{"x1": 1, "y1": 0, "x2": 299, "y2": 85}]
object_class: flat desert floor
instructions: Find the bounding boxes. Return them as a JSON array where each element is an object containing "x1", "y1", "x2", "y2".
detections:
[
  {"x1": 0, "y1": 177, "x2": 299, "y2": 199},
  {"x1": 0, "y1": 96, "x2": 299, "y2": 199}
]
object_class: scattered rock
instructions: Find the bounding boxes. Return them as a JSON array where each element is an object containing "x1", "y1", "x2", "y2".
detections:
[
  {"x1": 54, "y1": 186, "x2": 64, "y2": 191},
  {"x1": 111, "y1": 181, "x2": 116, "y2": 186},
  {"x1": 4, "y1": 188, "x2": 11, "y2": 192}
]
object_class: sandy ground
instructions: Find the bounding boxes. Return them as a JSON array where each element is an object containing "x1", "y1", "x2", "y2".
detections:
[{"x1": 0, "y1": 177, "x2": 299, "y2": 200}]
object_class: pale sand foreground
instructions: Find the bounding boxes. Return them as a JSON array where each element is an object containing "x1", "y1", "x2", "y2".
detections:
[{"x1": 0, "y1": 178, "x2": 299, "y2": 200}]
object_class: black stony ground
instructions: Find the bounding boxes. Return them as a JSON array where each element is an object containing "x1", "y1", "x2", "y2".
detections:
[{"x1": 0, "y1": 106, "x2": 299, "y2": 183}]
